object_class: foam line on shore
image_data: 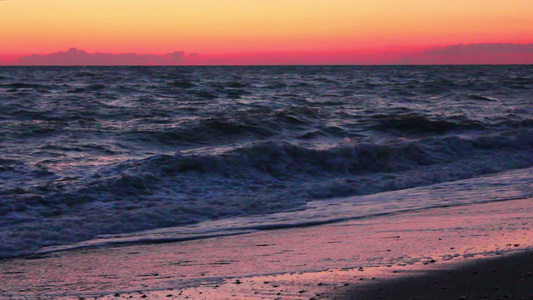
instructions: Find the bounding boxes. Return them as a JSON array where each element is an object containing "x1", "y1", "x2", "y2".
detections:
[{"x1": 0, "y1": 198, "x2": 531, "y2": 299}]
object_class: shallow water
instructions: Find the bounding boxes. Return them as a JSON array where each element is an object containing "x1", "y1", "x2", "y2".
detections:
[{"x1": 0, "y1": 65, "x2": 532, "y2": 258}]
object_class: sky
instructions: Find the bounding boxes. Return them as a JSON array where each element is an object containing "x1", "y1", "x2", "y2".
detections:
[{"x1": 1, "y1": 0, "x2": 532, "y2": 65}]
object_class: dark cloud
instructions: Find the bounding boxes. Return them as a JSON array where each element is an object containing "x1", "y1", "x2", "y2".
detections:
[
  {"x1": 18, "y1": 48, "x2": 188, "y2": 66},
  {"x1": 394, "y1": 43, "x2": 533, "y2": 65},
  {"x1": 425, "y1": 43, "x2": 533, "y2": 56}
]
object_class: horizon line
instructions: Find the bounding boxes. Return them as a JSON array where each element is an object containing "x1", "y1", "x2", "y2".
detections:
[{"x1": 1, "y1": 63, "x2": 533, "y2": 67}]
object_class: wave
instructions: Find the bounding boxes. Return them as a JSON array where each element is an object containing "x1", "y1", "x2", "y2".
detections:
[
  {"x1": 121, "y1": 107, "x2": 324, "y2": 146},
  {"x1": 5, "y1": 127, "x2": 533, "y2": 203},
  {"x1": 116, "y1": 128, "x2": 533, "y2": 184},
  {"x1": 371, "y1": 113, "x2": 483, "y2": 134},
  {"x1": 35, "y1": 166, "x2": 533, "y2": 256},
  {"x1": 1, "y1": 83, "x2": 48, "y2": 90},
  {"x1": 124, "y1": 119, "x2": 281, "y2": 146},
  {"x1": 1, "y1": 65, "x2": 533, "y2": 259},
  {"x1": 168, "y1": 80, "x2": 196, "y2": 89},
  {"x1": 1, "y1": 128, "x2": 532, "y2": 258},
  {"x1": 68, "y1": 84, "x2": 107, "y2": 93},
  {"x1": 502, "y1": 76, "x2": 533, "y2": 89},
  {"x1": 468, "y1": 94, "x2": 499, "y2": 101},
  {"x1": 371, "y1": 113, "x2": 532, "y2": 135}
]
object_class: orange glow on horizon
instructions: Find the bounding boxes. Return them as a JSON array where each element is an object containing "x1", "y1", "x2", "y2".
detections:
[{"x1": 1, "y1": 0, "x2": 532, "y2": 57}]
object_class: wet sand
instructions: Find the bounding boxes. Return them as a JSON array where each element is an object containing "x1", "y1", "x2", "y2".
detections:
[
  {"x1": 344, "y1": 250, "x2": 533, "y2": 300},
  {"x1": 0, "y1": 198, "x2": 531, "y2": 299}
]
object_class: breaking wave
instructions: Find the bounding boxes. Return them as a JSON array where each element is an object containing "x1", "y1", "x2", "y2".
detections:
[{"x1": 1, "y1": 65, "x2": 532, "y2": 258}]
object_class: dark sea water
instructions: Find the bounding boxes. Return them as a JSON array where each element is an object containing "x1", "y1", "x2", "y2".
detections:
[{"x1": 0, "y1": 65, "x2": 532, "y2": 258}]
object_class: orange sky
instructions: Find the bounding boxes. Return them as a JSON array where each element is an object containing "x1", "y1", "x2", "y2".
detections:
[
  {"x1": 0, "y1": 0, "x2": 532, "y2": 64},
  {"x1": 1, "y1": 0, "x2": 532, "y2": 54}
]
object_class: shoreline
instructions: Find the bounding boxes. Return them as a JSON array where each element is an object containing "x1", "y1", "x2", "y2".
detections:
[
  {"x1": 17, "y1": 195, "x2": 527, "y2": 261},
  {"x1": 0, "y1": 198, "x2": 531, "y2": 299}
]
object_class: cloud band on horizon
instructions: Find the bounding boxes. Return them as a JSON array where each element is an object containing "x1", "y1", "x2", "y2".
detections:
[
  {"x1": 5, "y1": 43, "x2": 533, "y2": 66},
  {"x1": 17, "y1": 48, "x2": 188, "y2": 66}
]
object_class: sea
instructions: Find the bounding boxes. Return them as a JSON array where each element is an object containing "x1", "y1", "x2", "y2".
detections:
[{"x1": 0, "y1": 65, "x2": 532, "y2": 258}]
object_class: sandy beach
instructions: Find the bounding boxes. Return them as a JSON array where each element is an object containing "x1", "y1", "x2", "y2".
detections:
[
  {"x1": 346, "y1": 250, "x2": 533, "y2": 300},
  {"x1": 2, "y1": 0, "x2": 533, "y2": 298},
  {"x1": 0, "y1": 197, "x2": 531, "y2": 299}
]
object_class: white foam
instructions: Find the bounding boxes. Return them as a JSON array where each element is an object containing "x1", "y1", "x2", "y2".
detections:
[{"x1": 34, "y1": 167, "x2": 532, "y2": 256}]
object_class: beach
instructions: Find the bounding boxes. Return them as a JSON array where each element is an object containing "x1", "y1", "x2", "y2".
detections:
[
  {"x1": 1, "y1": 0, "x2": 533, "y2": 294},
  {"x1": 348, "y1": 251, "x2": 533, "y2": 300},
  {"x1": 0, "y1": 65, "x2": 532, "y2": 299},
  {"x1": 1, "y1": 197, "x2": 531, "y2": 299}
]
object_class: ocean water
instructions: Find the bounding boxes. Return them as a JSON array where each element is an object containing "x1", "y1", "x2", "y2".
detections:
[{"x1": 0, "y1": 65, "x2": 532, "y2": 258}]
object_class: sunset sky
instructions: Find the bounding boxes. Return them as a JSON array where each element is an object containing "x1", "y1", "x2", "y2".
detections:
[{"x1": 1, "y1": 0, "x2": 532, "y2": 65}]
